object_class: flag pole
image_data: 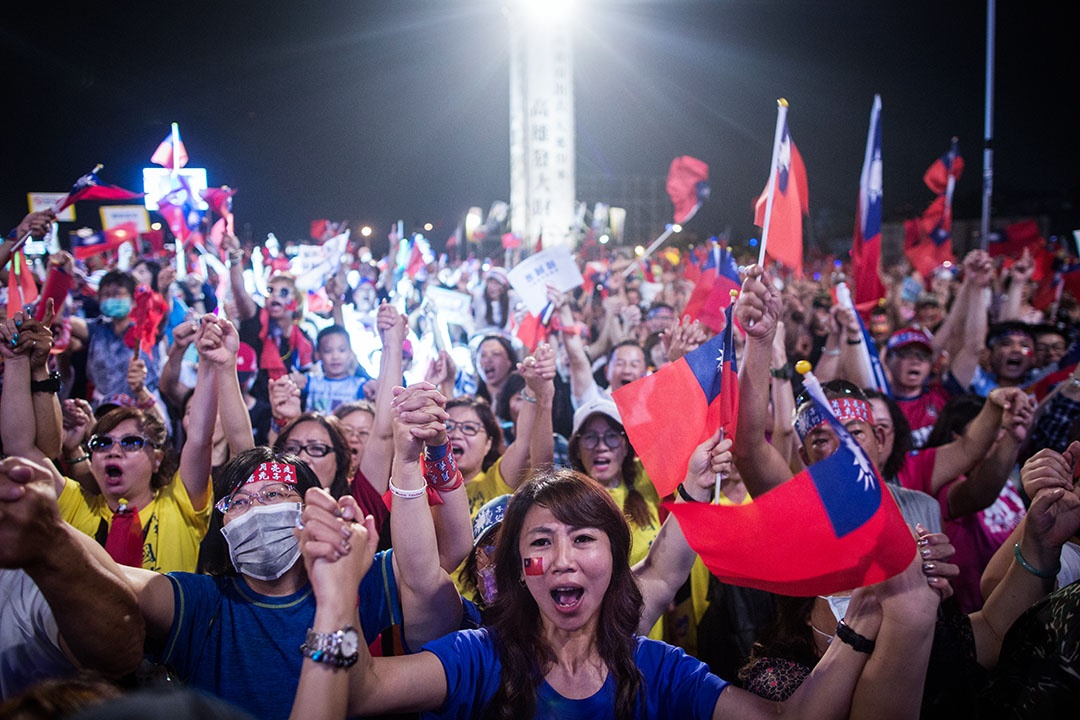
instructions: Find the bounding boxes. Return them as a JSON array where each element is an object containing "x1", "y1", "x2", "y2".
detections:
[
  {"x1": 623, "y1": 202, "x2": 700, "y2": 278},
  {"x1": 171, "y1": 122, "x2": 187, "y2": 281},
  {"x1": 757, "y1": 98, "x2": 789, "y2": 268},
  {"x1": 979, "y1": 0, "x2": 995, "y2": 250}
]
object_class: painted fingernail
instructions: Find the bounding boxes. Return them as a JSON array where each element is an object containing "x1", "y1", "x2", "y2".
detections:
[
  {"x1": 922, "y1": 562, "x2": 936, "y2": 572},
  {"x1": 917, "y1": 537, "x2": 929, "y2": 547},
  {"x1": 921, "y1": 548, "x2": 932, "y2": 558},
  {"x1": 341, "y1": 541, "x2": 351, "y2": 553},
  {"x1": 340, "y1": 525, "x2": 352, "y2": 539}
]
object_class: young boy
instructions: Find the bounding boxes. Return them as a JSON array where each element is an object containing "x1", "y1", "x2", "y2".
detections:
[{"x1": 301, "y1": 325, "x2": 371, "y2": 412}]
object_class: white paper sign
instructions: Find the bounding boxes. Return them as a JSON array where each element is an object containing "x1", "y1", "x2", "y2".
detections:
[
  {"x1": 100, "y1": 205, "x2": 151, "y2": 233},
  {"x1": 291, "y1": 232, "x2": 349, "y2": 291},
  {"x1": 507, "y1": 245, "x2": 584, "y2": 315},
  {"x1": 27, "y1": 193, "x2": 75, "y2": 222}
]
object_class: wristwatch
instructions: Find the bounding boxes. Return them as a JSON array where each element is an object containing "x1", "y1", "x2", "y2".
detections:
[
  {"x1": 301, "y1": 626, "x2": 360, "y2": 668},
  {"x1": 30, "y1": 371, "x2": 62, "y2": 394}
]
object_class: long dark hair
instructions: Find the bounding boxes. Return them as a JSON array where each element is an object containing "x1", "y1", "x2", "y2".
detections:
[
  {"x1": 274, "y1": 412, "x2": 351, "y2": 498},
  {"x1": 484, "y1": 284, "x2": 511, "y2": 330},
  {"x1": 738, "y1": 596, "x2": 820, "y2": 681},
  {"x1": 484, "y1": 469, "x2": 643, "y2": 720},
  {"x1": 496, "y1": 372, "x2": 526, "y2": 423},
  {"x1": 197, "y1": 446, "x2": 322, "y2": 576},
  {"x1": 863, "y1": 389, "x2": 911, "y2": 479},
  {"x1": 447, "y1": 395, "x2": 504, "y2": 472},
  {"x1": 475, "y1": 335, "x2": 518, "y2": 405},
  {"x1": 91, "y1": 407, "x2": 178, "y2": 490},
  {"x1": 568, "y1": 414, "x2": 651, "y2": 528},
  {"x1": 924, "y1": 394, "x2": 985, "y2": 449}
]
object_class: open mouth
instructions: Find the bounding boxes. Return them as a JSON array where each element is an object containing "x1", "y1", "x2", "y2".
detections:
[
  {"x1": 452, "y1": 446, "x2": 464, "y2": 459},
  {"x1": 551, "y1": 586, "x2": 584, "y2": 609},
  {"x1": 1004, "y1": 356, "x2": 1024, "y2": 373},
  {"x1": 592, "y1": 456, "x2": 612, "y2": 472},
  {"x1": 104, "y1": 464, "x2": 123, "y2": 480}
]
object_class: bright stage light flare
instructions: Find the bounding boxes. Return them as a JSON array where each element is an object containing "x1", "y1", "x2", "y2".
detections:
[
  {"x1": 360, "y1": 226, "x2": 373, "y2": 238},
  {"x1": 634, "y1": 245, "x2": 645, "y2": 256},
  {"x1": 599, "y1": 234, "x2": 609, "y2": 244},
  {"x1": 150, "y1": 222, "x2": 162, "y2": 231},
  {"x1": 423, "y1": 222, "x2": 433, "y2": 232},
  {"x1": 672, "y1": 224, "x2": 682, "y2": 233},
  {"x1": 517, "y1": 0, "x2": 575, "y2": 24}
]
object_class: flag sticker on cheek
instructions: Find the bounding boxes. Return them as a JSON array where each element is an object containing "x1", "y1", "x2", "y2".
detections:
[{"x1": 523, "y1": 557, "x2": 544, "y2": 576}]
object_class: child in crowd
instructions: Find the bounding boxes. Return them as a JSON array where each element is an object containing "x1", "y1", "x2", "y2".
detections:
[{"x1": 298, "y1": 324, "x2": 371, "y2": 412}]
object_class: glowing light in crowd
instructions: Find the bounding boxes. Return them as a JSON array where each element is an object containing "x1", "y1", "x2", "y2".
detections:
[
  {"x1": 599, "y1": 234, "x2": 609, "y2": 244},
  {"x1": 749, "y1": 238, "x2": 759, "y2": 247},
  {"x1": 150, "y1": 222, "x2": 162, "y2": 230},
  {"x1": 634, "y1": 245, "x2": 645, "y2": 256},
  {"x1": 672, "y1": 224, "x2": 683, "y2": 233},
  {"x1": 517, "y1": 0, "x2": 575, "y2": 24},
  {"x1": 360, "y1": 226, "x2": 373, "y2": 238},
  {"x1": 423, "y1": 222, "x2": 434, "y2": 231}
]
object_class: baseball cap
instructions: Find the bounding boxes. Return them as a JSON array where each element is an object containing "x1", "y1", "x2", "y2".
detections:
[
  {"x1": 571, "y1": 397, "x2": 623, "y2": 437},
  {"x1": 236, "y1": 342, "x2": 258, "y2": 373},
  {"x1": 886, "y1": 326, "x2": 934, "y2": 355},
  {"x1": 472, "y1": 494, "x2": 510, "y2": 547}
]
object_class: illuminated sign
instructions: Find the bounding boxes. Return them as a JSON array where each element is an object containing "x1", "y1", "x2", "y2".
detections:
[{"x1": 141, "y1": 168, "x2": 209, "y2": 211}]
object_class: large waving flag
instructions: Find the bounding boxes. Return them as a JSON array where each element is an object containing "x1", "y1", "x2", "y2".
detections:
[
  {"x1": 754, "y1": 118, "x2": 808, "y2": 276},
  {"x1": 613, "y1": 302, "x2": 739, "y2": 497},
  {"x1": 667, "y1": 368, "x2": 915, "y2": 595},
  {"x1": 72, "y1": 222, "x2": 140, "y2": 260},
  {"x1": 200, "y1": 186, "x2": 236, "y2": 237},
  {"x1": 681, "y1": 243, "x2": 740, "y2": 333},
  {"x1": 904, "y1": 139, "x2": 963, "y2": 278},
  {"x1": 852, "y1": 95, "x2": 887, "y2": 305},
  {"x1": 666, "y1": 156, "x2": 710, "y2": 224},
  {"x1": 157, "y1": 177, "x2": 204, "y2": 244},
  {"x1": 54, "y1": 167, "x2": 143, "y2": 213},
  {"x1": 150, "y1": 123, "x2": 188, "y2": 170}
]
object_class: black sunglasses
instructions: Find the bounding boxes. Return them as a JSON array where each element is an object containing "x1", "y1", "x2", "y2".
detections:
[{"x1": 88, "y1": 434, "x2": 155, "y2": 454}]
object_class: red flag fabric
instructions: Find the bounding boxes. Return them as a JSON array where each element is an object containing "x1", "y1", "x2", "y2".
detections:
[
  {"x1": 310, "y1": 220, "x2": 329, "y2": 241},
  {"x1": 54, "y1": 170, "x2": 144, "y2": 213},
  {"x1": 501, "y1": 233, "x2": 521, "y2": 250},
  {"x1": 666, "y1": 156, "x2": 710, "y2": 224},
  {"x1": 516, "y1": 306, "x2": 557, "y2": 353},
  {"x1": 6, "y1": 250, "x2": 39, "y2": 317},
  {"x1": 35, "y1": 266, "x2": 73, "y2": 322},
  {"x1": 681, "y1": 245, "x2": 740, "y2": 333},
  {"x1": 754, "y1": 127, "x2": 808, "y2": 276},
  {"x1": 666, "y1": 384, "x2": 915, "y2": 595},
  {"x1": 613, "y1": 304, "x2": 738, "y2": 497},
  {"x1": 72, "y1": 222, "x2": 139, "y2": 261},
  {"x1": 104, "y1": 504, "x2": 144, "y2": 568},
  {"x1": 904, "y1": 141, "x2": 962, "y2": 277},
  {"x1": 150, "y1": 126, "x2": 188, "y2": 170},
  {"x1": 124, "y1": 284, "x2": 168, "y2": 354},
  {"x1": 988, "y1": 219, "x2": 1041, "y2": 258},
  {"x1": 200, "y1": 186, "x2": 236, "y2": 236}
]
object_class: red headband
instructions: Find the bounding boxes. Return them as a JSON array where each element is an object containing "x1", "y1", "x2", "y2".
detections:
[{"x1": 244, "y1": 461, "x2": 298, "y2": 486}]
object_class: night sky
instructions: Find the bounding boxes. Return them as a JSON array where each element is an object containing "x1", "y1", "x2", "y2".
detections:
[{"x1": 2, "y1": 1, "x2": 1074, "y2": 253}]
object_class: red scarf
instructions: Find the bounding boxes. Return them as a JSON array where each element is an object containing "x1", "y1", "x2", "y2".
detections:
[
  {"x1": 258, "y1": 307, "x2": 313, "y2": 379},
  {"x1": 105, "y1": 501, "x2": 144, "y2": 568}
]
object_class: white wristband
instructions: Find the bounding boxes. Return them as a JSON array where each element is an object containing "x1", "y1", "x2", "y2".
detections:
[{"x1": 388, "y1": 478, "x2": 426, "y2": 499}]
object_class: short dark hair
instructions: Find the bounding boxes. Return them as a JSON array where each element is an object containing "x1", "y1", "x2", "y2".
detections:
[
  {"x1": 446, "y1": 395, "x2": 504, "y2": 471},
  {"x1": 986, "y1": 321, "x2": 1034, "y2": 349},
  {"x1": 273, "y1": 413, "x2": 352, "y2": 499},
  {"x1": 99, "y1": 270, "x2": 136, "y2": 297},
  {"x1": 316, "y1": 324, "x2": 351, "y2": 351},
  {"x1": 197, "y1": 446, "x2": 322, "y2": 576},
  {"x1": 608, "y1": 339, "x2": 645, "y2": 366},
  {"x1": 863, "y1": 389, "x2": 911, "y2": 479},
  {"x1": 91, "y1": 407, "x2": 177, "y2": 490}
]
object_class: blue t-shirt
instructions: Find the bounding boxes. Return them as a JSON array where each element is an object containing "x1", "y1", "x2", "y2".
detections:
[
  {"x1": 305, "y1": 372, "x2": 368, "y2": 413},
  {"x1": 421, "y1": 628, "x2": 728, "y2": 720},
  {"x1": 155, "y1": 550, "x2": 399, "y2": 720}
]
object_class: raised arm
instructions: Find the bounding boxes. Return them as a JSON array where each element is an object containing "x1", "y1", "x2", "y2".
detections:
[
  {"x1": 0, "y1": 455, "x2": 145, "y2": 678},
  {"x1": 769, "y1": 321, "x2": 796, "y2": 464},
  {"x1": 387, "y1": 384, "x2": 464, "y2": 650},
  {"x1": 524, "y1": 342, "x2": 557, "y2": 473},
  {"x1": 733, "y1": 266, "x2": 796, "y2": 497},
  {"x1": 0, "y1": 320, "x2": 61, "y2": 496},
  {"x1": 22, "y1": 303, "x2": 64, "y2": 459},
  {"x1": 223, "y1": 234, "x2": 257, "y2": 321},
  {"x1": 212, "y1": 317, "x2": 255, "y2": 454},
  {"x1": 635, "y1": 432, "x2": 730, "y2": 632},
  {"x1": 998, "y1": 248, "x2": 1034, "y2": 322},
  {"x1": 178, "y1": 317, "x2": 226, "y2": 511},
  {"x1": 358, "y1": 302, "x2": 406, "y2": 494},
  {"x1": 553, "y1": 287, "x2": 598, "y2": 404},
  {"x1": 949, "y1": 251, "x2": 993, "y2": 390},
  {"x1": 159, "y1": 318, "x2": 198, "y2": 408}
]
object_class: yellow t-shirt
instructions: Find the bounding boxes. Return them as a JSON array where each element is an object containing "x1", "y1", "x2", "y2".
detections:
[
  {"x1": 58, "y1": 472, "x2": 212, "y2": 573},
  {"x1": 605, "y1": 465, "x2": 663, "y2": 640},
  {"x1": 465, "y1": 457, "x2": 513, "y2": 520}
]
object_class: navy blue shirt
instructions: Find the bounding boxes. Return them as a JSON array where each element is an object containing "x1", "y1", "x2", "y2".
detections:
[
  {"x1": 155, "y1": 550, "x2": 399, "y2": 720},
  {"x1": 421, "y1": 628, "x2": 728, "y2": 719}
]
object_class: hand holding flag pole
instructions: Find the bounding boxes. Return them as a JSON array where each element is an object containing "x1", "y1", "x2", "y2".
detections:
[
  {"x1": 9, "y1": 164, "x2": 105, "y2": 255},
  {"x1": 757, "y1": 99, "x2": 789, "y2": 268},
  {"x1": 623, "y1": 203, "x2": 703, "y2": 278}
]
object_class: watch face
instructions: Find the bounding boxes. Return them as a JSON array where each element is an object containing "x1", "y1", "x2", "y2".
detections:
[{"x1": 340, "y1": 628, "x2": 359, "y2": 656}]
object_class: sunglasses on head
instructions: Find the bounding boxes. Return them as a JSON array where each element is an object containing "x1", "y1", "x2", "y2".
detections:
[
  {"x1": 795, "y1": 379, "x2": 863, "y2": 409},
  {"x1": 88, "y1": 434, "x2": 154, "y2": 454}
]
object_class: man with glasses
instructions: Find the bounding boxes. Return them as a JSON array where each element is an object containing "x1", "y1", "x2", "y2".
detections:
[{"x1": 885, "y1": 327, "x2": 949, "y2": 448}]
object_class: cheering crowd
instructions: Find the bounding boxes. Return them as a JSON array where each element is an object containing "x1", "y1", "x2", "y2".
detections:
[{"x1": 1, "y1": 205, "x2": 1079, "y2": 720}]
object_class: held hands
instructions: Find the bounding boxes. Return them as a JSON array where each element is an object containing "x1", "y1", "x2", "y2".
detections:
[
  {"x1": 999, "y1": 391, "x2": 1035, "y2": 443},
  {"x1": 735, "y1": 265, "x2": 780, "y2": 341},
  {"x1": 194, "y1": 314, "x2": 240, "y2": 367},
  {"x1": 962, "y1": 249, "x2": 994, "y2": 288},
  {"x1": 296, "y1": 487, "x2": 378, "y2": 610},
  {"x1": 0, "y1": 456, "x2": 63, "y2": 570},
  {"x1": 914, "y1": 524, "x2": 959, "y2": 600},
  {"x1": 269, "y1": 375, "x2": 302, "y2": 421},
  {"x1": 520, "y1": 343, "x2": 556, "y2": 401},
  {"x1": 1021, "y1": 443, "x2": 1080, "y2": 551},
  {"x1": 0, "y1": 305, "x2": 54, "y2": 362},
  {"x1": 170, "y1": 319, "x2": 199, "y2": 352},
  {"x1": 376, "y1": 301, "x2": 407, "y2": 347},
  {"x1": 390, "y1": 383, "x2": 449, "y2": 460},
  {"x1": 681, "y1": 430, "x2": 733, "y2": 502}
]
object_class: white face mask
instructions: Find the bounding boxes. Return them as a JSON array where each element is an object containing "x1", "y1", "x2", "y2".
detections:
[
  {"x1": 220, "y1": 502, "x2": 303, "y2": 581},
  {"x1": 820, "y1": 594, "x2": 851, "y2": 624}
]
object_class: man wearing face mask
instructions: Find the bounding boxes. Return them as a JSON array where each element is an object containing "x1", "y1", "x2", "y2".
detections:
[{"x1": 70, "y1": 270, "x2": 164, "y2": 409}]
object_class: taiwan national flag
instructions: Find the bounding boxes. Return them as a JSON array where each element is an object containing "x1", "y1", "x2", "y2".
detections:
[
  {"x1": 681, "y1": 244, "x2": 740, "y2": 333},
  {"x1": 54, "y1": 169, "x2": 144, "y2": 213},
  {"x1": 666, "y1": 156, "x2": 710, "y2": 224},
  {"x1": 72, "y1": 222, "x2": 140, "y2": 260},
  {"x1": 157, "y1": 177, "x2": 204, "y2": 244},
  {"x1": 904, "y1": 140, "x2": 963, "y2": 278},
  {"x1": 666, "y1": 381, "x2": 915, "y2": 595},
  {"x1": 852, "y1": 95, "x2": 886, "y2": 305},
  {"x1": 754, "y1": 120, "x2": 808, "y2": 276},
  {"x1": 150, "y1": 124, "x2": 188, "y2": 170},
  {"x1": 613, "y1": 303, "x2": 739, "y2": 498},
  {"x1": 200, "y1": 186, "x2": 236, "y2": 236}
]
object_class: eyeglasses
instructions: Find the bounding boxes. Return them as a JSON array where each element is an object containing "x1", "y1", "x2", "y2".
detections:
[
  {"x1": 341, "y1": 427, "x2": 371, "y2": 441},
  {"x1": 272, "y1": 287, "x2": 293, "y2": 299},
  {"x1": 88, "y1": 434, "x2": 155, "y2": 454},
  {"x1": 1036, "y1": 342, "x2": 1067, "y2": 354},
  {"x1": 795, "y1": 379, "x2": 862, "y2": 409},
  {"x1": 579, "y1": 431, "x2": 624, "y2": 450},
  {"x1": 446, "y1": 420, "x2": 484, "y2": 437},
  {"x1": 215, "y1": 482, "x2": 300, "y2": 515},
  {"x1": 891, "y1": 347, "x2": 931, "y2": 362},
  {"x1": 282, "y1": 442, "x2": 334, "y2": 458}
]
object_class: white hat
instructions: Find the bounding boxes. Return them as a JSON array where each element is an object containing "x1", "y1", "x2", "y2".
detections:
[{"x1": 571, "y1": 397, "x2": 623, "y2": 437}]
